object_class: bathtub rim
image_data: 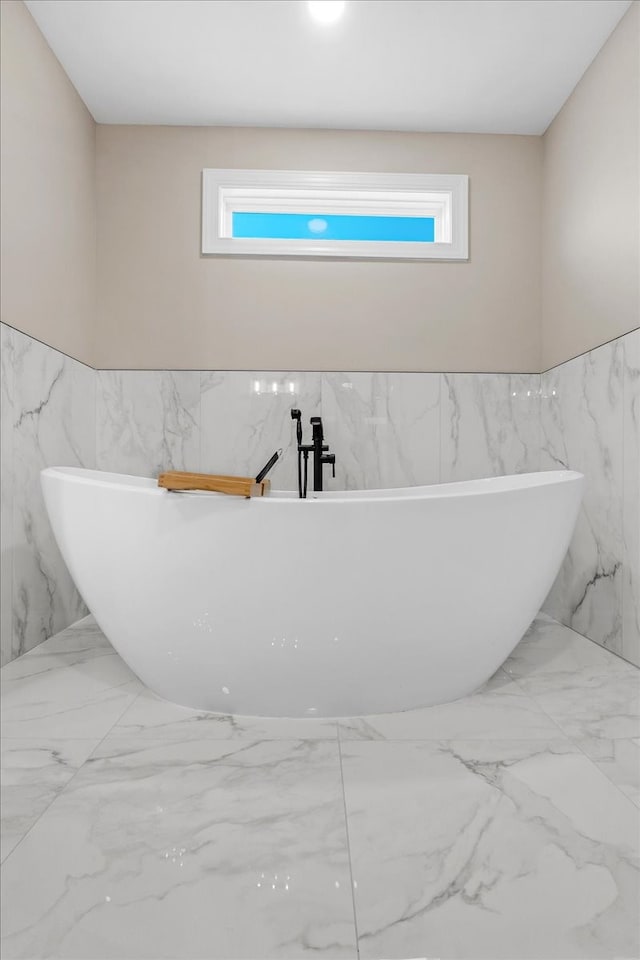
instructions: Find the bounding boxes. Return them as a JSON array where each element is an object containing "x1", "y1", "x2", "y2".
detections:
[{"x1": 41, "y1": 465, "x2": 584, "y2": 504}]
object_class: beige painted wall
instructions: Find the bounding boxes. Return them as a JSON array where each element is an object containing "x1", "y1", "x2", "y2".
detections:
[
  {"x1": 0, "y1": 0, "x2": 96, "y2": 366},
  {"x1": 7, "y1": 0, "x2": 636, "y2": 374},
  {"x1": 97, "y1": 126, "x2": 542, "y2": 372},
  {"x1": 542, "y1": 2, "x2": 640, "y2": 371}
]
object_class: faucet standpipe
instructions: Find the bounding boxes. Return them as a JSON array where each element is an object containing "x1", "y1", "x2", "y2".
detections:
[{"x1": 291, "y1": 410, "x2": 336, "y2": 498}]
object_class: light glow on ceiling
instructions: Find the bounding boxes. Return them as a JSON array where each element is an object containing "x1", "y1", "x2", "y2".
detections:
[{"x1": 307, "y1": 1, "x2": 346, "y2": 26}]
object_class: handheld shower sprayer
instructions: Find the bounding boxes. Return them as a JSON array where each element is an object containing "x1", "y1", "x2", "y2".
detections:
[
  {"x1": 291, "y1": 409, "x2": 304, "y2": 498},
  {"x1": 291, "y1": 409, "x2": 302, "y2": 444}
]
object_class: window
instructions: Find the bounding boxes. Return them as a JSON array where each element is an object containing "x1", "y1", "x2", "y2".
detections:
[{"x1": 202, "y1": 169, "x2": 468, "y2": 260}]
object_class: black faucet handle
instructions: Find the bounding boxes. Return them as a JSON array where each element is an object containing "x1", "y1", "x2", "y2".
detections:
[{"x1": 324, "y1": 453, "x2": 336, "y2": 478}]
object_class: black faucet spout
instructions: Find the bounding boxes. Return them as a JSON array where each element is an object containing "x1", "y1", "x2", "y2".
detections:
[{"x1": 292, "y1": 411, "x2": 336, "y2": 497}]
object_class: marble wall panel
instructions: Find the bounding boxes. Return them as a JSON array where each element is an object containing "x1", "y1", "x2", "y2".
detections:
[
  {"x1": 4, "y1": 325, "x2": 638, "y2": 668},
  {"x1": 1, "y1": 325, "x2": 15, "y2": 666},
  {"x1": 440, "y1": 373, "x2": 541, "y2": 482},
  {"x1": 0, "y1": 325, "x2": 95, "y2": 665},
  {"x1": 321, "y1": 373, "x2": 440, "y2": 489},
  {"x1": 95, "y1": 371, "x2": 200, "y2": 477},
  {"x1": 622, "y1": 330, "x2": 640, "y2": 665},
  {"x1": 200, "y1": 372, "x2": 322, "y2": 492},
  {"x1": 540, "y1": 340, "x2": 626, "y2": 657}
]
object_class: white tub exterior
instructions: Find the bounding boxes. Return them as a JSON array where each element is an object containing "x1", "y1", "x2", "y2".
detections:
[{"x1": 41, "y1": 467, "x2": 583, "y2": 717}]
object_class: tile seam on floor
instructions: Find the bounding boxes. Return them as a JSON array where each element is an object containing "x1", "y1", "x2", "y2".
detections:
[
  {"x1": 0, "y1": 737, "x2": 103, "y2": 866},
  {"x1": 492, "y1": 625, "x2": 640, "y2": 809},
  {"x1": 564, "y1": 735, "x2": 640, "y2": 811},
  {"x1": 0, "y1": 688, "x2": 144, "y2": 866},
  {"x1": 505, "y1": 669, "x2": 640, "y2": 812},
  {"x1": 0, "y1": 681, "x2": 142, "y2": 740},
  {"x1": 337, "y1": 733, "x2": 361, "y2": 959}
]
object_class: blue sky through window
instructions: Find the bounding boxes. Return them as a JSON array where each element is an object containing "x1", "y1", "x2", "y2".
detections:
[{"x1": 232, "y1": 212, "x2": 435, "y2": 242}]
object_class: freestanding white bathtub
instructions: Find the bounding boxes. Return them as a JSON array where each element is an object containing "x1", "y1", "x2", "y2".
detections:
[{"x1": 41, "y1": 467, "x2": 582, "y2": 717}]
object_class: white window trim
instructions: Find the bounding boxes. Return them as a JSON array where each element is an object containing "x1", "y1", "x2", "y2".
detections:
[{"x1": 202, "y1": 169, "x2": 468, "y2": 260}]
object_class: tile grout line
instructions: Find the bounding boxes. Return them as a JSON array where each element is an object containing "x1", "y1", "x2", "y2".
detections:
[
  {"x1": 557, "y1": 615, "x2": 639, "y2": 671},
  {"x1": 524, "y1": 618, "x2": 640, "y2": 809},
  {"x1": 0, "y1": 685, "x2": 145, "y2": 866},
  {"x1": 564, "y1": 734, "x2": 640, "y2": 811},
  {"x1": 504, "y1": 644, "x2": 640, "y2": 811},
  {"x1": 337, "y1": 730, "x2": 361, "y2": 959}
]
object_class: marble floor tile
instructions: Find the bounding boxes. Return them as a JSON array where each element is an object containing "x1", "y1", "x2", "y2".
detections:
[
  {"x1": 2, "y1": 612, "x2": 639, "y2": 959},
  {"x1": 341, "y1": 739, "x2": 640, "y2": 959},
  {"x1": 576, "y1": 738, "x2": 640, "y2": 808},
  {"x1": 338, "y1": 669, "x2": 568, "y2": 741},
  {"x1": 504, "y1": 618, "x2": 640, "y2": 739},
  {"x1": 0, "y1": 737, "x2": 357, "y2": 959},
  {"x1": 111, "y1": 686, "x2": 339, "y2": 740},
  {"x1": 31, "y1": 614, "x2": 111, "y2": 654},
  {"x1": 0, "y1": 620, "x2": 140, "y2": 739},
  {"x1": 1, "y1": 739, "x2": 99, "y2": 862},
  {"x1": 504, "y1": 615, "x2": 633, "y2": 681}
]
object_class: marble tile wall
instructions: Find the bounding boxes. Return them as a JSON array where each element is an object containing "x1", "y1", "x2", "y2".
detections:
[
  {"x1": 0, "y1": 324, "x2": 95, "y2": 667},
  {"x1": 2, "y1": 324, "x2": 638, "y2": 668},
  {"x1": 88, "y1": 334, "x2": 640, "y2": 669},
  {"x1": 441, "y1": 373, "x2": 541, "y2": 481},
  {"x1": 1, "y1": 326, "x2": 13, "y2": 666},
  {"x1": 622, "y1": 331, "x2": 640, "y2": 667},
  {"x1": 200, "y1": 372, "x2": 322, "y2": 492},
  {"x1": 94, "y1": 370, "x2": 541, "y2": 491},
  {"x1": 321, "y1": 373, "x2": 441, "y2": 489},
  {"x1": 95, "y1": 370, "x2": 200, "y2": 477},
  {"x1": 540, "y1": 329, "x2": 639, "y2": 667}
]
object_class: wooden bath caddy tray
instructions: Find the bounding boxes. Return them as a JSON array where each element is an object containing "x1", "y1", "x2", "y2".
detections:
[{"x1": 158, "y1": 471, "x2": 271, "y2": 498}]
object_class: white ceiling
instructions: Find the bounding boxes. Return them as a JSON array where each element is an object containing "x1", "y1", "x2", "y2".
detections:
[{"x1": 25, "y1": 0, "x2": 632, "y2": 135}]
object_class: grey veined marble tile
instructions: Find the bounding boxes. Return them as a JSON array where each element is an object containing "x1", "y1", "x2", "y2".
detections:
[
  {"x1": 201, "y1": 371, "x2": 321, "y2": 492},
  {"x1": 1, "y1": 738, "x2": 100, "y2": 862},
  {"x1": 338, "y1": 666, "x2": 568, "y2": 741},
  {"x1": 0, "y1": 618, "x2": 140, "y2": 739},
  {"x1": 0, "y1": 324, "x2": 14, "y2": 667},
  {"x1": 110, "y1": 685, "x2": 339, "y2": 741},
  {"x1": 503, "y1": 617, "x2": 640, "y2": 740},
  {"x1": 7, "y1": 328, "x2": 95, "y2": 661},
  {"x1": 0, "y1": 737, "x2": 357, "y2": 959},
  {"x1": 577, "y1": 737, "x2": 640, "y2": 809},
  {"x1": 321, "y1": 372, "x2": 440, "y2": 490},
  {"x1": 440, "y1": 373, "x2": 540, "y2": 483},
  {"x1": 341, "y1": 739, "x2": 640, "y2": 959},
  {"x1": 622, "y1": 328, "x2": 640, "y2": 667},
  {"x1": 541, "y1": 340, "x2": 625, "y2": 655},
  {"x1": 96, "y1": 369, "x2": 201, "y2": 478}
]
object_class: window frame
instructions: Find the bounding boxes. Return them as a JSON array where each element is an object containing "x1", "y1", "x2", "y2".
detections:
[{"x1": 201, "y1": 169, "x2": 469, "y2": 260}]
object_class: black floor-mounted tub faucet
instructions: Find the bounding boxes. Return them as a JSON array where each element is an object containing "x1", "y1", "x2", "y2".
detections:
[{"x1": 290, "y1": 410, "x2": 336, "y2": 498}]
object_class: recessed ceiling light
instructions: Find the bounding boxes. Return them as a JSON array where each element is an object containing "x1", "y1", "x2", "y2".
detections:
[{"x1": 307, "y1": 1, "x2": 346, "y2": 26}]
